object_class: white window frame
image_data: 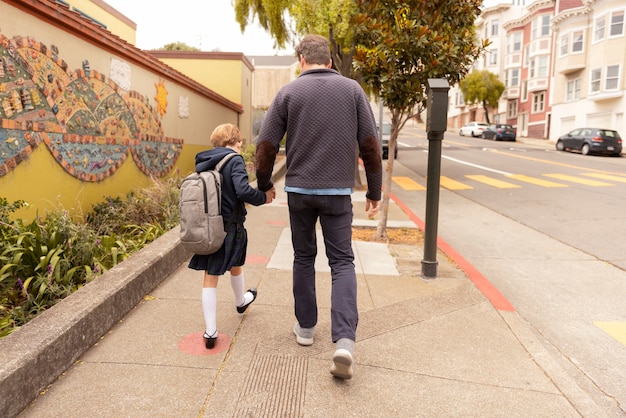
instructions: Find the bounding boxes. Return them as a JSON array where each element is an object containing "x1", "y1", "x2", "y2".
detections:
[
  {"x1": 594, "y1": 16, "x2": 606, "y2": 42},
  {"x1": 521, "y1": 80, "x2": 528, "y2": 102},
  {"x1": 509, "y1": 68, "x2": 520, "y2": 87},
  {"x1": 507, "y1": 100, "x2": 517, "y2": 118},
  {"x1": 566, "y1": 79, "x2": 581, "y2": 101},
  {"x1": 560, "y1": 34, "x2": 569, "y2": 56},
  {"x1": 538, "y1": 55, "x2": 549, "y2": 77},
  {"x1": 507, "y1": 32, "x2": 522, "y2": 54},
  {"x1": 590, "y1": 68, "x2": 602, "y2": 93},
  {"x1": 489, "y1": 49, "x2": 498, "y2": 66},
  {"x1": 609, "y1": 10, "x2": 624, "y2": 37},
  {"x1": 605, "y1": 64, "x2": 620, "y2": 90},
  {"x1": 532, "y1": 92, "x2": 545, "y2": 113},
  {"x1": 532, "y1": 15, "x2": 551, "y2": 40},
  {"x1": 572, "y1": 30, "x2": 584, "y2": 53},
  {"x1": 491, "y1": 19, "x2": 499, "y2": 36}
]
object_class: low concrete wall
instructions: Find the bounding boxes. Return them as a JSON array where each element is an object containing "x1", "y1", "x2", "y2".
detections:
[{"x1": 0, "y1": 228, "x2": 191, "y2": 418}]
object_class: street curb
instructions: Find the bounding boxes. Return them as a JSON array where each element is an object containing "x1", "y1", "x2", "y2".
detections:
[{"x1": 0, "y1": 158, "x2": 287, "y2": 418}]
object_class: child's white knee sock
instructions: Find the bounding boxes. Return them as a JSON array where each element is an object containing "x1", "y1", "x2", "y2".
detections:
[
  {"x1": 201, "y1": 287, "x2": 217, "y2": 336},
  {"x1": 231, "y1": 272, "x2": 247, "y2": 307}
]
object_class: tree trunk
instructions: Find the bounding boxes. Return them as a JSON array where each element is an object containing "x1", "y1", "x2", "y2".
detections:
[{"x1": 482, "y1": 100, "x2": 491, "y2": 124}]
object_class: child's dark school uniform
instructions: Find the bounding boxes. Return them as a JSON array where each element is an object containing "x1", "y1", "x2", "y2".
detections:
[{"x1": 187, "y1": 147, "x2": 266, "y2": 274}]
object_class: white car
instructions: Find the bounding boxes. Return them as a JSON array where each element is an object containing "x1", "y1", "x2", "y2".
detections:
[{"x1": 459, "y1": 122, "x2": 490, "y2": 137}]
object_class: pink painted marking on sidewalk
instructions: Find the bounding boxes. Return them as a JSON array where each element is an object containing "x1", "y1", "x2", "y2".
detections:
[
  {"x1": 178, "y1": 331, "x2": 231, "y2": 356},
  {"x1": 390, "y1": 192, "x2": 515, "y2": 312},
  {"x1": 246, "y1": 255, "x2": 270, "y2": 264}
]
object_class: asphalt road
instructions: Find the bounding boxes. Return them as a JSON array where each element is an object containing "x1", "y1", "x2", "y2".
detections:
[{"x1": 387, "y1": 123, "x2": 626, "y2": 414}]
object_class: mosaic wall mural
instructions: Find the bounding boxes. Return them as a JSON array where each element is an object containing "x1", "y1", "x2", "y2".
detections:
[{"x1": 0, "y1": 33, "x2": 183, "y2": 181}]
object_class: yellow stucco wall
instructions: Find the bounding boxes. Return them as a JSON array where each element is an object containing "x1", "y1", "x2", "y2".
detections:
[
  {"x1": 156, "y1": 56, "x2": 253, "y2": 143},
  {"x1": 0, "y1": 2, "x2": 239, "y2": 220}
]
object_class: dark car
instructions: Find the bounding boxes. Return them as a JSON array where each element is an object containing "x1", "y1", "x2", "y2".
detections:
[
  {"x1": 378, "y1": 122, "x2": 397, "y2": 159},
  {"x1": 481, "y1": 124, "x2": 516, "y2": 141},
  {"x1": 555, "y1": 128, "x2": 622, "y2": 156}
]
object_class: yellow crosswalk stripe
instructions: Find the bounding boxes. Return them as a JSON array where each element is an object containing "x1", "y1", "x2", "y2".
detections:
[
  {"x1": 465, "y1": 175, "x2": 521, "y2": 189},
  {"x1": 505, "y1": 174, "x2": 568, "y2": 187},
  {"x1": 440, "y1": 176, "x2": 473, "y2": 190},
  {"x1": 594, "y1": 321, "x2": 626, "y2": 347},
  {"x1": 392, "y1": 176, "x2": 426, "y2": 190},
  {"x1": 582, "y1": 173, "x2": 626, "y2": 183},
  {"x1": 543, "y1": 173, "x2": 613, "y2": 186}
]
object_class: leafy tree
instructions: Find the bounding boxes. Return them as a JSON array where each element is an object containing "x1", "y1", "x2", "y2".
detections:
[
  {"x1": 236, "y1": 0, "x2": 487, "y2": 237},
  {"x1": 235, "y1": 1, "x2": 358, "y2": 78},
  {"x1": 158, "y1": 42, "x2": 200, "y2": 51},
  {"x1": 353, "y1": 0, "x2": 487, "y2": 239},
  {"x1": 459, "y1": 69, "x2": 504, "y2": 124}
]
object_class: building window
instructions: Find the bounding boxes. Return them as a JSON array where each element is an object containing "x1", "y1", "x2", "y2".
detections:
[
  {"x1": 507, "y1": 100, "x2": 517, "y2": 118},
  {"x1": 532, "y1": 92, "x2": 545, "y2": 113},
  {"x1": 507, "y1": 32, "x2": 522, "y2": 53},
  {"x1": 455, "y1": 91, "x2": 465, "y2": 106},
  {"x1": 532, "y1": 15, "x2": 551, "y2": 39},
  {"x1": 572, "y1": 31, "x2": 584, "y2": 52},
  {"x1": 566, "y1": 79, "x2": 581, "y2": 101},
  {"x1": 489, "y1": 49, "x2": 498, "y2": 65},
  {"x1": 560, "y1": 34, "x2": 569, "y2": 56},
  {"x1": 521, "y1": 80, "x2": 528, "y2": 102},
  {"x1": 610, "y1": 11, "x2": 624, "y2": 37},
  {"x1": 590, "y1": 68, "x2": 602, "y2": 93},
  {"x1": 606, "y1": 65, "x2": 620, "y2": 90},
  {"x1": 506, "y1": 68, "x2": 520, "y2": 87},
  {"x1": 594, "y1": 16, "x2": 606, "y2": 42},
  {"x1": 538, "y1": 55, "x2": 548, "y2": 77},
  {"x1": 491, "y1": 19, "x2": 499, "y2": 36}
]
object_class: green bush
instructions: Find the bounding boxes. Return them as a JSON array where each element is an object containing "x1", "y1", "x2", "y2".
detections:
[{"x1": 0, "y1": 175, "x2": 182, "y2": 338}]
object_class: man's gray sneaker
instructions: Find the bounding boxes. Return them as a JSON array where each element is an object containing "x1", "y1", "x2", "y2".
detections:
[
  {"x1": 293, "y1": 323, "x2": 314, "y2": 346},
  {"x1": 330, "y1": 348, "x2": 353, "y2": 379}
]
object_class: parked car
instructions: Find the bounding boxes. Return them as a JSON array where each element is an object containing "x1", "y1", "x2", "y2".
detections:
[
  {"x1": 378, "y1": 122, "x2": 397, "y2": 159},
  {"x1": 555, "y1": 128, "x2": 622, "y2": 156},
  {"x1": 459, "y1": 121, "x2": 489, "y2": 137},
  {"x1": 481, "y1": 124, "x2": 516, "y2": 141}
]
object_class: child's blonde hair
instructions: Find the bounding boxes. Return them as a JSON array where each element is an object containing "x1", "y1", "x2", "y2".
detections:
[{"x1": 210, "y1": 123, "x2": 243, "y2": 147}]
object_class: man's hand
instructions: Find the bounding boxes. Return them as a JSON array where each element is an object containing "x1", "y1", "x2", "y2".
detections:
[
  {"x1": 264, "y1": 187, "x2": 276, "y2": 204},
  {"x1": 365, "y1": 198, "x2": 381, "y2": 218}
]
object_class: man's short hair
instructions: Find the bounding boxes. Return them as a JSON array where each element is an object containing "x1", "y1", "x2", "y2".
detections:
[{"x1": 295, "y1": 34, "x2": 331, "y2": 66}]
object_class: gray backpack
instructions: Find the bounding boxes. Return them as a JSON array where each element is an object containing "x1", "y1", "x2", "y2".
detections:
[{"x1": 179, "y1": 153, "x2": 239, "y2": 255}]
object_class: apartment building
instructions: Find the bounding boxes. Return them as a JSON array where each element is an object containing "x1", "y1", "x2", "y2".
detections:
[
  {"x1": 451, "y1": 0, "x2": 626, "y2": 142},
  {"x1": 551, "y1": 0, "x2": 626, "y2": 139}
]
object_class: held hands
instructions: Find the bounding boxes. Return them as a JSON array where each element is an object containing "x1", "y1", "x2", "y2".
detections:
[
  {"x1": 264, "y1": 187, "x2": 276, "y2": 204},
  {"x1": 365, "y1": 198, "x2": 381, "y2": 218}
]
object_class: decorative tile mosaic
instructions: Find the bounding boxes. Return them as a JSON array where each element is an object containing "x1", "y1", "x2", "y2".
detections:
[{"x1": 0, "y1": 33, "x2": 183, "y2": 181}]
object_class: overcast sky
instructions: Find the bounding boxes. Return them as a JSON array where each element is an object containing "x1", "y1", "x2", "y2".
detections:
[
  {"x1": 104, "y1": 0, "x2": 292, "y2": 55},
  {"x1": 104, "y1": 0, "x2": 503, "y2": 56}
]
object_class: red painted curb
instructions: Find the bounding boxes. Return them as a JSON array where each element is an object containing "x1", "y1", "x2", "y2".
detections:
[{"x1": 389, "y1": 192, "x2": 515, "y2": 312}]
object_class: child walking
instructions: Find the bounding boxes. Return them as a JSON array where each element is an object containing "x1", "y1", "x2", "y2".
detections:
[{"x1": 188, "y1": 123, "x2": 275, "y2": 349}]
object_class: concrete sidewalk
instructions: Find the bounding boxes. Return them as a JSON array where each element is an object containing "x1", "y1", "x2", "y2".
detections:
[{"x1": 14, "y1": 169, "x2": 594, "y2": 417}]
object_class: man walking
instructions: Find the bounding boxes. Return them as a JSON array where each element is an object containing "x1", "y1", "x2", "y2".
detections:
[{"x1": 255, "y1": 34, "x2": 382, "y2": 379}]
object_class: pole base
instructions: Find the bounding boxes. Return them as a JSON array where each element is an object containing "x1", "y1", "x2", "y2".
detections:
[{"x1": 421, "y1": 260, "x2": 438, "y2": 278}]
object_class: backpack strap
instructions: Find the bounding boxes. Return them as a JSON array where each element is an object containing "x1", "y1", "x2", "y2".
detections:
[
  {"x1": 215, "y1": 152, "x2": 240, "y2": 172},
  {"x1": 216, "y1": 152, "x2": 243, "y2": 231}
]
